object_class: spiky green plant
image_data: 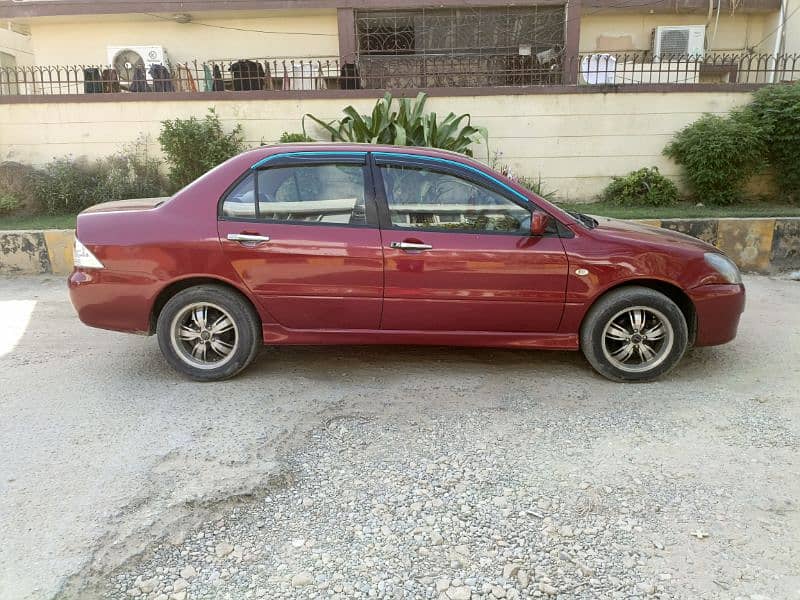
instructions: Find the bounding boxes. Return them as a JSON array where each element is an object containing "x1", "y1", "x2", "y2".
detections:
[{"x1": 303, "y1": 92, "x2": 488, "y2": 159}]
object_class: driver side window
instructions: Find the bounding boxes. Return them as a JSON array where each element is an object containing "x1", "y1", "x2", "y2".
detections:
[{"x1": 379, "y1": 164, "x2": 530, "y2": 233}]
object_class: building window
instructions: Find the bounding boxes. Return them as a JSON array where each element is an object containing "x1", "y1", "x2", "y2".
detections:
[{"x1": 355, "y1": 6, "x2": 565, "y2": 88}]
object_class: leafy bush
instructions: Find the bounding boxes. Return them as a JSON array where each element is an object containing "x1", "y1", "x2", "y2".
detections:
[
  {"x1": 304, "y1": 92, "x2": 488, "y2": 158},
  {"x1": 32, "y1": 142, "x2": 169, "y2": 215},
  {"x1": 515, "y1": 175, "x2": 558, "y2": 202},
  {"x1": 0, "y1": 161, "x2": 40, "y2": 215},
  {"x1": 33, "y1": 157, "x2": 102, "y2": 215},
  {"x1": 745, "y1": 83, "x2": 800, "y2": 199},
  {"x1": 94, "y1": 140, "x2": 167, "y2": 203},
  {"x1": 279, "y1": 131, "x2": 314, "y2": 143},
  {"x1": 0, "y1": 193, "x2": 21, "y2": 215},
  {"x1": 601, "y1": 167, "x2": 678, "y2": 206},
  {"x1": 664, "y1": 113, "x2": 766, "y2": 205},
  {"x1": 159, "y1": 108, "x2": 245, "y2": 190}
]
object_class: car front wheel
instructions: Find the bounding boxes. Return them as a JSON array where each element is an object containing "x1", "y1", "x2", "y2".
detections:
[
  {"x1": 580, "y1": 286, "x2": 688, "y2": 382},
  {"x1": 156, "y1": 285, "x2": 261, "y2": 381}
]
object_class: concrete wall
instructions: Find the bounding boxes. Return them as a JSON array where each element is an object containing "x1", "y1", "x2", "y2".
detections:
[
  {"x1": 26, "y1": 10, "x2": 339, "y2": 66},
  {"x1": 0, "y1": 90, "x2": 755, "y2": 201},
  {"x1": 580, "y1": 13, "x2": 773, "y2": 54}
]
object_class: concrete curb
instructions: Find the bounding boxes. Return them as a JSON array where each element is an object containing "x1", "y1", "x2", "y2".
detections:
[{"x1": 1, "y1": 218, "x2": 798, "y2": 276}]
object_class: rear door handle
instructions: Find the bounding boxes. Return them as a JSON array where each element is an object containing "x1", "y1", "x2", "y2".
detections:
[
  {"x1": 227, "y1": 233, "x2": 270, "y2": 245},
  {"x1": 390, "y1": 241, "x2": 433, "y2": 251}
]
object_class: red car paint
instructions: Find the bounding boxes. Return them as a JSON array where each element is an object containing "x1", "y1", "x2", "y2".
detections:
[{"x1": 69, "y1": 143, "x2": 745, "y2": 353}]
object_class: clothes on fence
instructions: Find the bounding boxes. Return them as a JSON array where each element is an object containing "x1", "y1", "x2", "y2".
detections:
[
  {"x1": 101, "y1": 69, "x2": 121, "y2": 93},
  {"x1": 229, "y1": 60, "x2": 265, "y2": 91},
  {"x1": 174, "y1": 65, "x2": 197, "y2": 92},
  {"x1": 149, "y1": 64, "x2": 174, "y2": 92},
  {"x1": 212, "y1": 64, "x2": 225, "y2": 91},
  {"x1": 129, "y1": 65, "x2": 151, "y2": 92},
  {"x1": 340, "y1": 63, "x2": 360, "y2": 90},
  {"x1": 263, "y1": 61, "x2": 273, "y2": 90},
  {"x1": 83, "y1": 68, "x2": 103, "y2": 94}
]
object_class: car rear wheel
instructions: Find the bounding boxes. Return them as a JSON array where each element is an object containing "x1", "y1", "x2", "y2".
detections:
[
  {"x1": 580, "y1": 286, "x2": 688, "y2": 382},
  {"x1": 156, "y1": 285, "x2": 261, "y2": 381}
]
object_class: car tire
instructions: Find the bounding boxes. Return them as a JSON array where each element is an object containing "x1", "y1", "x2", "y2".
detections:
[
  {"x1": 580, "y1": 286, "x2": 688, "y2": 382},
  {"x1": 156, "y1": 285, "x2": 261, "y2": 381}
]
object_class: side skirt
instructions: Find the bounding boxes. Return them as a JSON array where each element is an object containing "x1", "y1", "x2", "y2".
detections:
[{"x1": 262, "y1": 326, "x2": 579, "y2": 350}]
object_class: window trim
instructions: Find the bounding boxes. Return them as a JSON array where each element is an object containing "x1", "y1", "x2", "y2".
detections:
[
  {"x1": 370, "y1": 153, "x2": 561, "y2": 237},
  {"x1": 217, "y1": 151, "x2": 379, "y2": 228}
]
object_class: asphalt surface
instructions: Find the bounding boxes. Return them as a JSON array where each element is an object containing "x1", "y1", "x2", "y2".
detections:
[{"x1": 0, "y1": 275, "x2": 798, "y2": 600}]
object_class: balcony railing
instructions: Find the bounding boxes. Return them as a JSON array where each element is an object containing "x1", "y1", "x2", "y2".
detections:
[{"x1": 1, "y1": 53, "x2": 798, "y2": 98}]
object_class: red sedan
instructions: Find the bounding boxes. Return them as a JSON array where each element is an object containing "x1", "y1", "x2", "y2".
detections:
[{"x1": 68, "y1": 144, "x2": 745, "y2": 382}]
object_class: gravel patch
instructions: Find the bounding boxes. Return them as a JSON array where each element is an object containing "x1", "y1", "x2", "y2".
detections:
[{"x1": 101, "y1": 394, "x2": 797, "y2": 600}]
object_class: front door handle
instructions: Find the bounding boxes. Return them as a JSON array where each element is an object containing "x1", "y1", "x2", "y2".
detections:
[
  {"x1": 390, "y1": 241, "x2": 433, "y2": 251},
  {"x1": 227, "y1": 233, "x2": 270, "y2": 245}
]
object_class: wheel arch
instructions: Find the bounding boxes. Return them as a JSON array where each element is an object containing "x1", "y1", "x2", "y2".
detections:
[
  {"x1": 581, "y1": 279, "x2": 697, "y2": 345},
  {"x1": 149, "y1": 276, "x2": 263, "y2": 335}
]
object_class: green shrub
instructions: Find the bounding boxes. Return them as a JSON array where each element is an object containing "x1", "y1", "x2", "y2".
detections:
[
  {"x1": 33, "y1": 157, "x2": 102, "y2": 215},
  {"x1": 304, "y1": 92, "x2": 488, "y2": 158},
  {"x1": 94, "y1": 140, "x2": 167, "y2": 203},
  {"x1": 601, "y1": 167, "x2": 678, "y2": 206},
  {"x1": 664, "y1": 113, "x2": 766, "y2": 205},
  {"x1": 159, "y1": 108, "x2": 245, "y2": 190},
  {"x1": 745, "y1": 83, "x2": 800, "y2": 200},
  {"x1": 0, "y1": 162, "x2": 39, "y2": 216},
  {"x1": 512, "y1": 176, "x2": 557, "y2": 202},
  {"x1": 0, "y1": 193, "x2": 21, "y2": 215},
  {"x1": 279, "y1": 131, "x2": 314, "y2": 143},
  {"x1": 32, "y1": 142, "x2": 169, "y2": 215}
]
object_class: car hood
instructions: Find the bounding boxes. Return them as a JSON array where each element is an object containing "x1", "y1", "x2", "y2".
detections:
[
  {"x1": 80, "y1": 197, "x2": 170, "y2": 214},
  {"x1": 588, "y1": 215, "x2": 718, "y2": 254}
]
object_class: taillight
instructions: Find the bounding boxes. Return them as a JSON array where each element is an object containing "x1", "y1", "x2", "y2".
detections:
[{"x1": 73, "y1": 238, "x2": 104, "y2": 269}]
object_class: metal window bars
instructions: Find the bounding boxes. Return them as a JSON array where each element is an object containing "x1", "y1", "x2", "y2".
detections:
[{"x1": 0, "y1": 53, "x2": 798, "y2": 97}]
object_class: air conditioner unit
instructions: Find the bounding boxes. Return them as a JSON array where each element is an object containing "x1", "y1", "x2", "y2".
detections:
[
  {"x1": 106, "y1": 46, "x2": 169, "y2": 81},
  {"x1": 652, "y1": 26, "x2": 705, "y2": 58}
]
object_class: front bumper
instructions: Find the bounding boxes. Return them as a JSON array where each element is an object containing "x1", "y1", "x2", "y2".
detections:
[{"x1": 688, "y1": 283, "x2": 746, "y2": 347}]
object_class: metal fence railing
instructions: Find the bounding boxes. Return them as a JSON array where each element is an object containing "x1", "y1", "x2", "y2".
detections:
[{"x1": 1, "y1": 53, "x2": 798, "y2": 97}]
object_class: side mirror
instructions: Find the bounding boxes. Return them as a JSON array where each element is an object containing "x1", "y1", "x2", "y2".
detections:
[{"x1": 530, "y1": 212, "x2": 548, "y2": 236}]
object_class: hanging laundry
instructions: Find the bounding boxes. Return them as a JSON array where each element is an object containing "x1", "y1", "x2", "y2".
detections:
[
  {"x1": 340, "y1": 63, "x2": 360, "y2": 90},
  {"x1": 83, "y1": 68, "x2": 103, "y2": 94},
  {"x1": 101, "y1": 69, "x2": 121, "y2": 93},
  {"x1": 316, "y1": 63, "x2": 328, "y2": 90},
  {"x1": 129, "y1": 65, "x2": 151, "y2": 92},
  {"x1": 149, "y1": 64, "x2": 174, "y2": 92},
  {"x1": 175, "y1": 64, "x2": 197, "y2": 92},
  {"x1": 212, "y1": 64, "x2": 225, "y2": 91},
  {"x1": 229, "y1": 60, "x2": 264, "y2": 91}
]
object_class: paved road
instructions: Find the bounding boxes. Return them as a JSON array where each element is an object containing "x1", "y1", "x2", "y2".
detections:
[{"x1": 0, "y1": 275, "x2": 798, "y2": 599}]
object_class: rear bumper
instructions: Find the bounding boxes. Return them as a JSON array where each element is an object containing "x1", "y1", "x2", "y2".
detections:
[
  {"x1": 688, "y1": 283, "x2": 746, "y2": 347},
  {"x1": 68, "y1": 268, "x2": 156, "y2": 334}
]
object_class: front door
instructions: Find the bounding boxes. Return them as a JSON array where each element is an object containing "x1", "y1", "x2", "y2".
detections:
[
  {"x1": 218, "y1": 154, "x2": 383, "y2": 330},
  {"x1": 374, "y1": 155, "x2": 569, "y2": 332}
]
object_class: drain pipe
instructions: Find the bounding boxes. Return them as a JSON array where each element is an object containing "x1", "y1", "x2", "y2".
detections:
[{"x1": 769, "y1": 0, "x2": 787, "y2": 83}]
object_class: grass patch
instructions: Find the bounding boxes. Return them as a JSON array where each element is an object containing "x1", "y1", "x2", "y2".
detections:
[
  {"x1": 0, "y1": 214, "x2": 76, "y2": 230},
  {"x1": 554, "y1": 200, "x2": 800, "y2": 219}
]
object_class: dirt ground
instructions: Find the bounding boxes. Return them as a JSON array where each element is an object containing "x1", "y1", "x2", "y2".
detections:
[{"x1": 0, "y1": 275, "x2": 797, "y2": 600}]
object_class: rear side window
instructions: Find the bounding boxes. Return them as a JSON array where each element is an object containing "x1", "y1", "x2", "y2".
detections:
[{"x1": 221, "y1": 164, "x2": 367, "y2": 225}]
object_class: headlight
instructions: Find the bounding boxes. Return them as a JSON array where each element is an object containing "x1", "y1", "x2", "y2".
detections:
[
  {"x1": 73, "y1": 238, "x2": 104, "y2": 269},
  {"x1": 704, "y1": 252, "x2": 741, "y2": 284}
]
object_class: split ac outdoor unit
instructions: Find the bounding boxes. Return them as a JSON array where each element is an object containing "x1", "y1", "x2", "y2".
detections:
[
  {"x1": 106, "y1": 45, "x2": 169, "y2": 81},
  {"x1": 652, "y1": 26, "x2": 705, "y2": 58}
]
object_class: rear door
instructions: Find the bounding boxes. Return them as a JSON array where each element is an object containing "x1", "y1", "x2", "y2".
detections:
[
  {"x1": 218, "y1": 152, "x2": 383, "y2": 330},
  {"x1": 373, "y1": 153, "x2": 569, "y2": 333}
]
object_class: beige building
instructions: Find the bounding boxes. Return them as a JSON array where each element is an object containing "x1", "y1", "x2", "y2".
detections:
[{"x1": 0, "y1": 0, "x2": 796, "y2": 200}]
